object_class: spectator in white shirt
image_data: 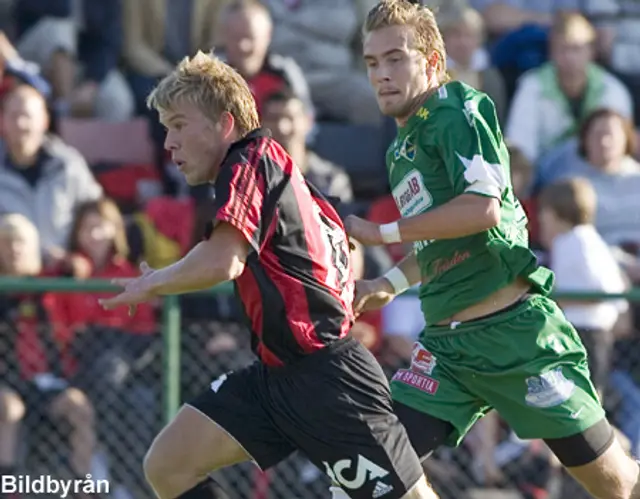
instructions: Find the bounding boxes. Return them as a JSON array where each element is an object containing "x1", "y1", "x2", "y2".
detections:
[{"x1": 538, "y1": 177, "x2": 628, "y2": 395}]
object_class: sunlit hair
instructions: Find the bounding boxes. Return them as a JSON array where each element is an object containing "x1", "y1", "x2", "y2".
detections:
[
  {"x1": 363, "y1": 0, "x2": 448, "y2": 81},
  {"x1": 68, "y1": 198, "x2": 129, "y2": 260},
  {"x1": 147, "y1": 51, "x2": 260, "y2": 136},
  {"x1": 550, "y1": 11, "x2": 596, "y2": 45},
  {"x1": 438, "y1": 6, "x2": 485, "y2": 42}
]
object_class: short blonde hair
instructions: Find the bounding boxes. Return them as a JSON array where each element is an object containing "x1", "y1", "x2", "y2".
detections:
[
  {"x1": 551, "y1": 11, "x2": 596, "y2": 45},
  {"x1": 363, "y1": 0, "x2": 448, "y2": 81},
  {"x1": 147, "y1": 51, "x2": 260, "y2": 136},
  {"x1": 0, "y1": 213, "x2": 39, "y2": 243}
]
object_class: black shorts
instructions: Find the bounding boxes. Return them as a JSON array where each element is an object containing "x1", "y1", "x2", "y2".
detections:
[{"x1": 188, "y1": 337, "x2": 423, "y2": 498}]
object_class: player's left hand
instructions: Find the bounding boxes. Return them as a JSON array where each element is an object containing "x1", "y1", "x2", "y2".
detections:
[
  {"x1": 344, "y1": 215, "x2": 383, "y2": 246},
  {"x1": 99, "y1": 261, "x2": 156, "y2": 316}
]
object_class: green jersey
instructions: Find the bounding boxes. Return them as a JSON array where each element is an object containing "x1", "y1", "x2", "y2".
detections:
[{"x1": 387, "y1": 81, "x2": 553, "y2": 325}]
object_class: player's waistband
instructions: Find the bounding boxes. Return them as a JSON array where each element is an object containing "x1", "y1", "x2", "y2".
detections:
[
  {"x1": 424, "y1": 293, "x2": 540, "y2": 336},
  {"x1": 268, "y1": 334, "x2": 359, "y2": 373}
]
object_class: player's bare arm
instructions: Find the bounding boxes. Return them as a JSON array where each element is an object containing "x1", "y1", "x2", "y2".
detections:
[
  {"x1": 345, "y1": 193, "x2": 500, "y2": 247},
  {"x1": 354, "y1": 250, "x2": 421, "y2": 315},
  {"x1": 100, "y1": 223, "x2": 248, "y2": 310}
]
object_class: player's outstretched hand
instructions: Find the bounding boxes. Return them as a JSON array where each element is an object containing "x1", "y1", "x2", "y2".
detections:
[
  {"x1": 344, "y1": 215, "x2": 383, "y2": 246},
  {"x1": 354, "y1": 278, "x2": 396, "y2": 316},
  {"x1": 99, "y1": 261, "x2": 156, "y2": 316}
]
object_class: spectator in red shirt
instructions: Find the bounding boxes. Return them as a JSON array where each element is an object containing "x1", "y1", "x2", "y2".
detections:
[
  {"x1": 0, "y1": 213, "x2": 96, "y2": 489},
  {"x1": 47, "y1": 198, "x2": 158, "y2": 496}
]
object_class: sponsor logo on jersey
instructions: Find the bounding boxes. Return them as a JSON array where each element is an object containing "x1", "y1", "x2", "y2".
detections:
[
  {"x1": 411, "y1": 343, "x2": 437, "y2": 375},
  {"x1": 429, "y1": 250, "x2": 471, "y2": 279},
  {"x1": 392, "y1": 170, "x2": 432, "y2": 217},
  {"x1": 525, "y1": 367, "x2": 575, "y2": 408},
  {"x1": 393, "y1": 369, "x2": 439, "y2": 395},
  {"x1": 416, "y1": 107, "x2": 430, "y2": 120}
]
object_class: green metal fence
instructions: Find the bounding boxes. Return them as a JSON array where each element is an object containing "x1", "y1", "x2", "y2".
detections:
[
  {"x1": 1, "y1": 276, "x2": 639, "y2": 425},
  {"x1": 1, "y1": 277, "x2": 640, "y2": 499}
]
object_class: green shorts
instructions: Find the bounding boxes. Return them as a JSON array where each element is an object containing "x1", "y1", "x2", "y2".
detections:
[{"x1": 391, "y1": 294, "x2": 605, "y2": 446}]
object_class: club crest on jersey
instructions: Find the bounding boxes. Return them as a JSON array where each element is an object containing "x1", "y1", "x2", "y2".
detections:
[
  {"x1": 411, "y1": 343, "x2": 437, "y2": 375},
  {"x1": 393, "y1": 134, "x2": 416, "y2": 162},
  {"x1": 525, "y1": 367, "x2": 575, "y2": 408},
  {"x1": 392, "y1": 170, "x2": 433, "y2": 217}
]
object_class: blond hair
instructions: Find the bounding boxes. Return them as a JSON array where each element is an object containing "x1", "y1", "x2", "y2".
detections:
[
  {"x1": 147, "y1": 51, "x2": 260, "y2": 136},
  {"x1": 438, "y1": 6, "x2": 485, "y2": 41},
  {"x1": 551, "y1": 11, "x2": 596, "y2": 45},
  {"x1": 363, "y1": 0, "x2": 448, "y2": 81},
  {"x1": 0, "y1": 213, "x2": 39, "y2": 242}
]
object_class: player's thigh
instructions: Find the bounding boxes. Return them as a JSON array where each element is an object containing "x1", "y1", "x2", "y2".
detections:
[
  {"x1": 269, "y1": 339, "x2": 426, "y2": 498},
  {"x1": 390, "y1": 339, "x2": 489, "y2": 454},
  {"x1": 148, "y1": 364, "x2": 294, "y2": 476}
]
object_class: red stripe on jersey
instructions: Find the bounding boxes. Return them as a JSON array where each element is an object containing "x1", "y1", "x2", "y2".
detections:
[{"x1": 257, "y1": 342, "x2": 284, "y2": 367}]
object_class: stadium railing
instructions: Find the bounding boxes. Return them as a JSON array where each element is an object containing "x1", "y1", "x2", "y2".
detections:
[{"x1": 1, "y1": 277, "x2": 639, "y2": 499}]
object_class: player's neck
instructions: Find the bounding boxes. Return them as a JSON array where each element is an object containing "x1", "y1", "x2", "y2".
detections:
[{"x1": 395, "y1": 85, "x2": 439, "y2": 128}]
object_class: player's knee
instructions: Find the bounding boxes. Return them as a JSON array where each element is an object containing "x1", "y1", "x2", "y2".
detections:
[
  {"x1": 563, "y1": 433, "x2": 639, "y2": 499},
  {"x1": 0, "y1": 387, "x2": 25, "y2": 423},
  {"x1": 143, "y1": 444, "x2": 167, "y2": 487}
]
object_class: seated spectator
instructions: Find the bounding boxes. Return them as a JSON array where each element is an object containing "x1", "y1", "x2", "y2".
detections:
[
  {"x1": 538, "y1": 177, "x2": 628, "y2": 396},
  {"x1": 0, "y1": 213, "x2": 97, "y2": 488},
  {"x1": 262, "y1": 91, "x2": 353, "y2": 203},
  {"x1": 546, "y1": 109, "x2": 640, "y2": 255},
  {"x1": 0, "y1": 85, "x2": 102, "y2": 264},
  {"x1": 506, "y1": 12, "x2": 633, "y2": 164},
  {"x1": 13, "y1": 0, "x2": 134, "y2": 121},
  {"x1": 264, "y1": 0, "x2": 379, "y2": 124},
  {"x1": 47, "y1": 198, "x2": 158, "y2": 498},
  {"x1": 439, "y1": 6, "x2": 507, "y2": 124},
  {"x1": 122, "y1": 0, "x2": 227, "y2": 115},
  {"x1": 218, "y1": 0, "x2": 311, "y2": 116}
]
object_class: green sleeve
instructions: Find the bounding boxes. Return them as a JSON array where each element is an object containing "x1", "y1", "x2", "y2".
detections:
[{"x1": 431, "y1": 100, "x2": 509, "y2": 200}]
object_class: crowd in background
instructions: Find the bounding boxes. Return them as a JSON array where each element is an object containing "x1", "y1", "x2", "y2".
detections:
[{"x1": 0, "y1": 0, "x2": 639, "y2": 498}]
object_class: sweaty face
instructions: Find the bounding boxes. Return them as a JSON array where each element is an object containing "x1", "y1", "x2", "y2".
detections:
[
  {"x1": 585, "y1": 115, "x2": 628, "y2": 168},
  {"x1": 161, "y1": 102, "x2": 223, "y2": 186},
  {"x1": 222, "y1": 9, "x2": 272, "y2": 78},
  {"x1": 261, "y1": 99, "x2": 310, "y2": 152},
  {"x1": 363, "y1": 25, "x2": 431, "y2": 120}
]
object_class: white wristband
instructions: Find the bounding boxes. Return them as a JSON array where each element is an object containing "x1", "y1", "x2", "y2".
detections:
[
  {"x1": 380, "y1": 222, "x2": 402, "y2": 244},
  {"x1": 384, "y1": 267, "x2": 410, "y2": 295}
]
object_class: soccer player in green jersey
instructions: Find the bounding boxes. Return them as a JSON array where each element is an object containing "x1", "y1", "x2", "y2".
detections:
[{"x1": 345, "y1": 1, "x2": 640, "y2": 498}]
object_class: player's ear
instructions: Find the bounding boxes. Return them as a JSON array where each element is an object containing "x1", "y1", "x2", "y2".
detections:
[
  {"x1": 425, "y1": 51, "x2": 438, "y2": 78},
  {"x1": 219, "y1": 111, "x2": 236, "y2": 139}
]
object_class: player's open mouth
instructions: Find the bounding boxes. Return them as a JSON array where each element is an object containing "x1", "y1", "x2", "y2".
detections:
[{"x1": 379, "y1": 90, "x2": 400, "y2": 97}]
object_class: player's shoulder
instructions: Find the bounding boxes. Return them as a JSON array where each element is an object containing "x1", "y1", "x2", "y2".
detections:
[{"x1": 429, "y1": 81, "x2": 494, "y2": 118}]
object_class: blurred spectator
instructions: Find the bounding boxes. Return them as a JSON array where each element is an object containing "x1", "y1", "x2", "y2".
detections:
[
  {"x1": 122, "y1": 0, "x2": 228, "y2": 114},
  {"x1": 0, "y1": 85, "x2": 102, "y2": 263},
  {"x1": 542, "y1": 110, "x2": 640, "y2": 257},
  {"x1": 262, "y1": 91, "x2": 353, "y2": 203},
  {"x1": 13, "y1": 0, "x2": 134, "y2": 121},
  {"x1": 47, "y1": 198, "x2": 158, "y2": 497},
  {"x1": 218, "y1": 0, "x2": 311, "y2": 116},
  {"x1": 0, "y1": 31, "x2": 51, "y2": 103},
  {"x1": 506, "y1": 12, "x2": 632, "y2": 164},
  {"x1": 264, "y1": 0, "x2": 380, "y2": 124},
  {"x1": 439, "y1": 6, "x2": 507, "y2": 124},
  {"x1": 538, "y1": 177, "x2": 628, "y2": 396},
  {"x1": 0, "y1": 213, "x2": 97, "y2": 486}
]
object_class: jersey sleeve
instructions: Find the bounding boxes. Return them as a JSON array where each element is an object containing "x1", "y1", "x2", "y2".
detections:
[
  {"x1": 213, "y1": 161, "x2": 269, "y2": 254},
  {"x1": 433, "y1": 99, "x2": 509, "y2": 200}
]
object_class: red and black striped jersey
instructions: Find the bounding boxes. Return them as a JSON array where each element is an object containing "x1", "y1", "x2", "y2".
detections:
[{"x1": 208, "y1": 129, "x2": 355, "y2": 366}]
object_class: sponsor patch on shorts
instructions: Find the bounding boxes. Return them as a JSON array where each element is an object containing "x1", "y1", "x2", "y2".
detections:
[{"x1": 392, "y1": 369, "x2": 439, "y2": 395}]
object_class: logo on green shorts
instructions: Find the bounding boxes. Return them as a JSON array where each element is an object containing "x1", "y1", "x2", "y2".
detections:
[{"x1": 525, "y1": 367, "x2": 575, "y2": 408}]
